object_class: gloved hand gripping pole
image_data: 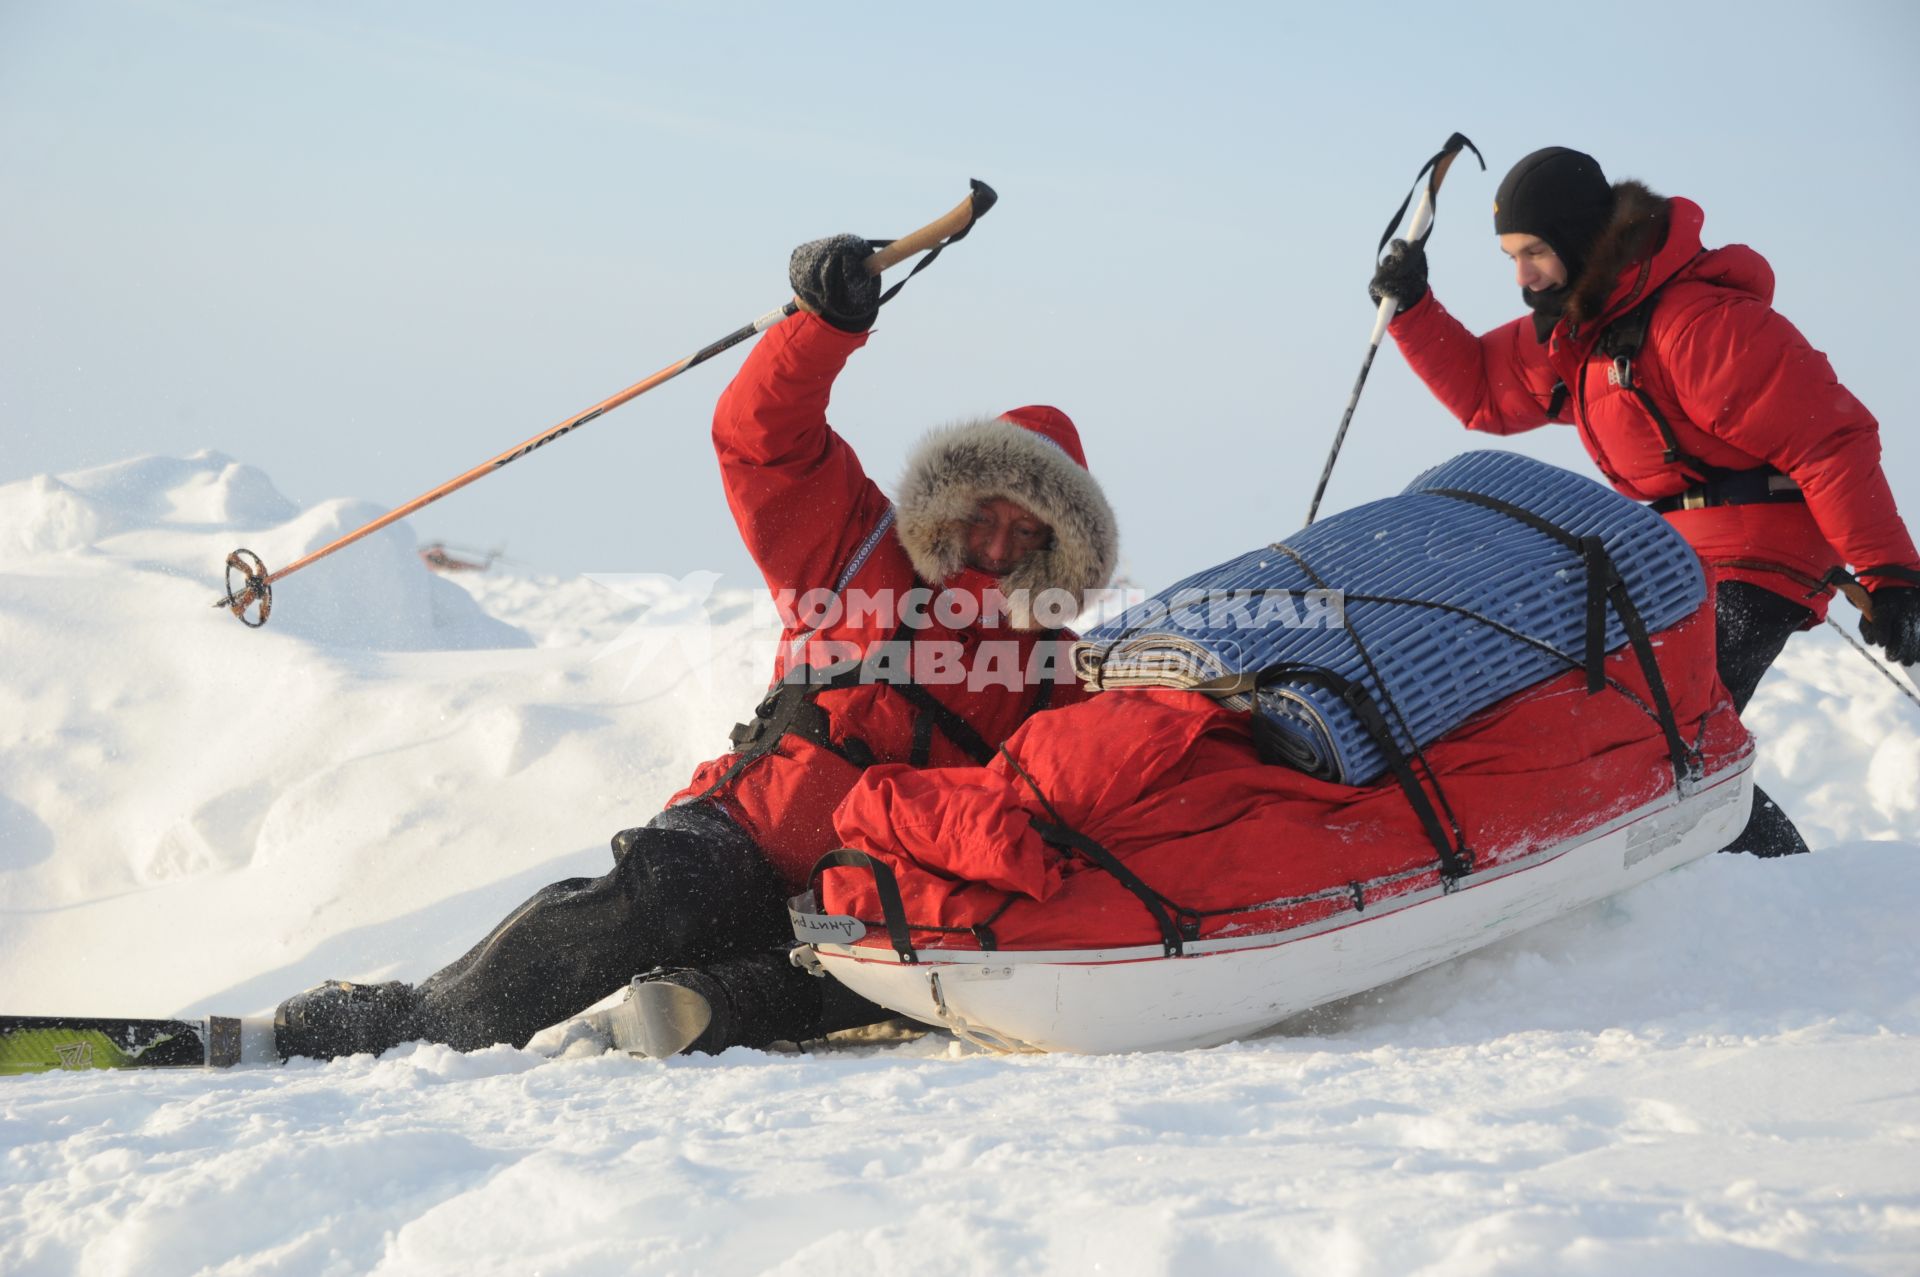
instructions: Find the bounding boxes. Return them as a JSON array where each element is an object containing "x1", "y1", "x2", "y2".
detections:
[{"x1": 1304, "y1": 134, "x2": 1482, "y2": 527}]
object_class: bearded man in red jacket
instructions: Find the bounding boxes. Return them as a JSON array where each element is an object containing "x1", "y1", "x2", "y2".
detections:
[
  {"x1": 275, "y1": 234, "x2": 1119, "y2": 1060},
  {"x1": 1368, "y1": 147, "x2": 1920, "y2": 858}
]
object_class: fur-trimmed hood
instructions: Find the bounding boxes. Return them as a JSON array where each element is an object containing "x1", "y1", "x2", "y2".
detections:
[
  {"x1": 894, "y1": 406, "x2": 1118, "y2": 630},
  {"x1": 1564, "y1": 179, "x2": 1675, "y2": 326}
]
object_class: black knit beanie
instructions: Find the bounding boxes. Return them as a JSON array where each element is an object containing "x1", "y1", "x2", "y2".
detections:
[{"x1": 1493, "y1": 147, "x2": 1613, "y2": 287}]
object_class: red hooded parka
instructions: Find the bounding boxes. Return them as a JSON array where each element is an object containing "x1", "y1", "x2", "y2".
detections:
[
  {"x1": 1388, "y1": 183, "x2": 1918, "y2": 615},
  {"x1": 669, "y1": 312, "x2": 1119, "y2": 890}
]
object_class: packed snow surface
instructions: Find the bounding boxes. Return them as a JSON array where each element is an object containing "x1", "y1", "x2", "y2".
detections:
[{"x1": 2, "y1": 454, "x2": 1917, "y2": 1276}]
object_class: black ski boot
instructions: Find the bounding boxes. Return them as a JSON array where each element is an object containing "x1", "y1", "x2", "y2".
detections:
[
  {"x1": 1718, "y1": 784, "x2": 1811, "y2": 859},
  {"x1": 274, "y1": 980, "x2": 423, "y2": 1060},
  {"x1": 610, "y1": 950, "x2": 891, "y2": 1058}
]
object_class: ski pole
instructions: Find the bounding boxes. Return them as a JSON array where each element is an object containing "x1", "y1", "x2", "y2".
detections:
[
  {"x1": 215, "y1": 179, "x2": 1000, "y2": 628},
  {"x1": 1824, "y1": 617, "x2": 1920, "y2": 706},
  {"x1": 1305, "y1": 133, "x2": 1483, "y2": 526},
  {"x1": 1823, "y1": 570, "x2": 1920, "y2": 704}
]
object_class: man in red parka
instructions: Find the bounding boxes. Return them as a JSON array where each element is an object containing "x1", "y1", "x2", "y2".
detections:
[
  {"x1": 1368, "y1": 146, "x2": 1920, "y2": 857},
  {"x1": 274, "y1": 234, "x2": 1119, "y2": 1059}
]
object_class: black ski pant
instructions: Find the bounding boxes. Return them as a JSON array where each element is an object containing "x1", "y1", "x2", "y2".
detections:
[
  {"x1": 1715, "y1": 580, "x2": 1814, "y2": 858},
  {"x1": 413, "y1": 801, "x2": 798, "y2": 1051}
]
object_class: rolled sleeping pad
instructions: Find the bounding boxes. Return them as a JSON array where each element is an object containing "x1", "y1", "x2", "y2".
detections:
[{"x1": 1074, "y1": 451, "x2": 1705, "y2": 784}]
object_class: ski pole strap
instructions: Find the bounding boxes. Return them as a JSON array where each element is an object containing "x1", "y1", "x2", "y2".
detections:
[
  {"x1": 1822, "y1": 563, "x2": 1920, "y2": 614},
  {"x1": 1376, "y1": 132, "x2": 1485, "y2": 255},
  {"x1": 873, "y1": 179, "x2": 999, "y2": 307},
  {"x1": 1861, "y1": 564, "x2": 1920, "y2": 591}
]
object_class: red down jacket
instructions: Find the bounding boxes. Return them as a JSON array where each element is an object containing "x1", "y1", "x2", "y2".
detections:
[
  {"x1": 821, "y1": 598, "x2": 1750, "y2": 952},
  {"x1": 1389, "y1": 185, "x2": 1919, "y2": 615},
  {"x1": 670, "y1": 312, "x2": 1117, "y2": 890}
]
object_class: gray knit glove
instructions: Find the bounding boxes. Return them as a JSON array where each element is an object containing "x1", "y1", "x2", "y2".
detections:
[{"x1": 789, "y1": 234, "x2": 881, "y2": 333}]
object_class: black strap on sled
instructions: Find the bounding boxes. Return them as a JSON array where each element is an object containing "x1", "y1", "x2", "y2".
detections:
[
  {"x1": 1192, "y1": 660, "x2": 1474, "y2": 884},
  {"x1": 809, "y1": 850, "x2": 918, "y2": 963},
  {"x1": 1268, "y1": 542, "x2": 1475, "y2": 884},
  {"x1": 1425, "y1": 488, "x2": 1701, "y2": 789},
  {"x1": 999, "y1": 744, "x2": 1200, "y2": 957}
]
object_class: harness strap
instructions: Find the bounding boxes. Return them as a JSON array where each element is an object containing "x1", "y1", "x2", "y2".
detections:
[
  {"x1": 1865, "y1": 565, "x2": 1920, "y2": 588},
  {"x1": 1589, "y1": 274, "x2": 1753, "y2": 486},
  {"x1": 892, "y1": 678, "x2": 997, "y2": 766},
  {"x1": 1648, "y1": 469, "x2": 1802, "y2": 514}
]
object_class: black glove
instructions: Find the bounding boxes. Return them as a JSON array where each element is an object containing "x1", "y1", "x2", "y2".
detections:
[
  {"x1": 1860, "y1": 584, "x2": 1920, "y2": 665},
  {"x1": 1368, "y1": 237, "x2": 1429, "y2": 312},
  {"x1": 789, "y1": 234, "x2": 881, "y2": 333}
]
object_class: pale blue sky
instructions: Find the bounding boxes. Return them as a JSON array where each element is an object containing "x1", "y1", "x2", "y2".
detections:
[{"x1": 5, "y1": 0, "x2": 1917, "y2": 592}]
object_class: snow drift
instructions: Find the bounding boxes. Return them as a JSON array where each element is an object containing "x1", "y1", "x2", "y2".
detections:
[{"x1": 1, "y1": 453, "x2": 1916, "y2": 1275}]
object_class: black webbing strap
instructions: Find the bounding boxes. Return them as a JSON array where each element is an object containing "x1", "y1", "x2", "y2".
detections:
[
  {"x1": 1028, "y1": 819, "x2": 1196, "y2": 958},
  {"x1": 1860, "y1": 565, "x2": 1920, "y2": 589},
  {"x1": 809, "y1": 850, "x2": 918, "y2": 963},
  {"x1": 1425, "y1": 487, "x2": 1700, "y2": 787},
  {"x1": 1547, "y1": 381, "x2": 1571, "y2": 422},
  {"x1": 1581, "y1": 536, "x2": 1609, "y2": 694},
  {"x1": 896, "y1": 626, "x2": 1063, "y2": 766},
  {"x1": 1375, "y1": 132, "x2": 1485, "y2": 255},
  {"x1": 908, "y1": 710, "x2": 936, "y2": 768},
  {"x1": 871, "y1": 179, "x2": 999, "y2": 308},
  {"x1": 998, "y1": 744, "x2": 1198, "y2": 957},
  {"x1": 1262, "y1": 542, "x2": 1475, "y2": 882},
  {"x1": 1193, "y1": 661, "x2": 1473, "y2": 882},
  {"x1": 1587, "y1": 270, "x2": 1733, "y2": 484},
  {"x1": 704, "y1": 610, "x2": 1014, "y2": 797},
  {"x1": 893, "y1": 680, "x2": 997, "y2": 766},
  {"x1": 697, "y1": 656, "x2": 874, "y2": 801}
]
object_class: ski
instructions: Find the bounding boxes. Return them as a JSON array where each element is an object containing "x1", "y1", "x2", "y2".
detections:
[{"x1": 0, "y1": 1015, "x2": 271, "y2": 1074}]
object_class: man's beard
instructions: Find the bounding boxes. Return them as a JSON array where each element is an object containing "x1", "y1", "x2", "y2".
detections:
[{"x1": 1523, "y1": 285, "x2": 1568, "y2": 341}]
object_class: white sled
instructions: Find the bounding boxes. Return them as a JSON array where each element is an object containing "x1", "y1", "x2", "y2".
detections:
[{"x1": 793, "y1": 760, "x2": 1752, "y2": 1054}]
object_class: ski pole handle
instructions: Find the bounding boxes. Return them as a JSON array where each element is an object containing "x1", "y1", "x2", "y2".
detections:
[
  {"x1": 1366, "y1": 294, "x2": 1399, "y2": 347},
  {"x1": 1369, "y1": 182, "x2": 1440, "y2": 343},
  {"x1": 865, "y1": 179, "x2": 999, "y2": 275},
  {"x1": 1308, "y1": 133, "x2": 1481, "y2": 527}
]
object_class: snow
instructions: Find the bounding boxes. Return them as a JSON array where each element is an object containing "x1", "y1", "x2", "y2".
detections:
[{"x1": 2, "y1": 454, "x2": 1917, "y2": 1276}]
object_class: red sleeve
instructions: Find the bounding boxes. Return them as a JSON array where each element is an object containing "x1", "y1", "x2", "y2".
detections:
[
  {"x1": 1661, "y1": 297, "x2": 1920, "y2": 589},
  {"x1": 1387, "y1": 292, "x2": 1564, "y2": 436},
  {"x1": 713, "y1": 311, "x2": 894, "y2": 597}
]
